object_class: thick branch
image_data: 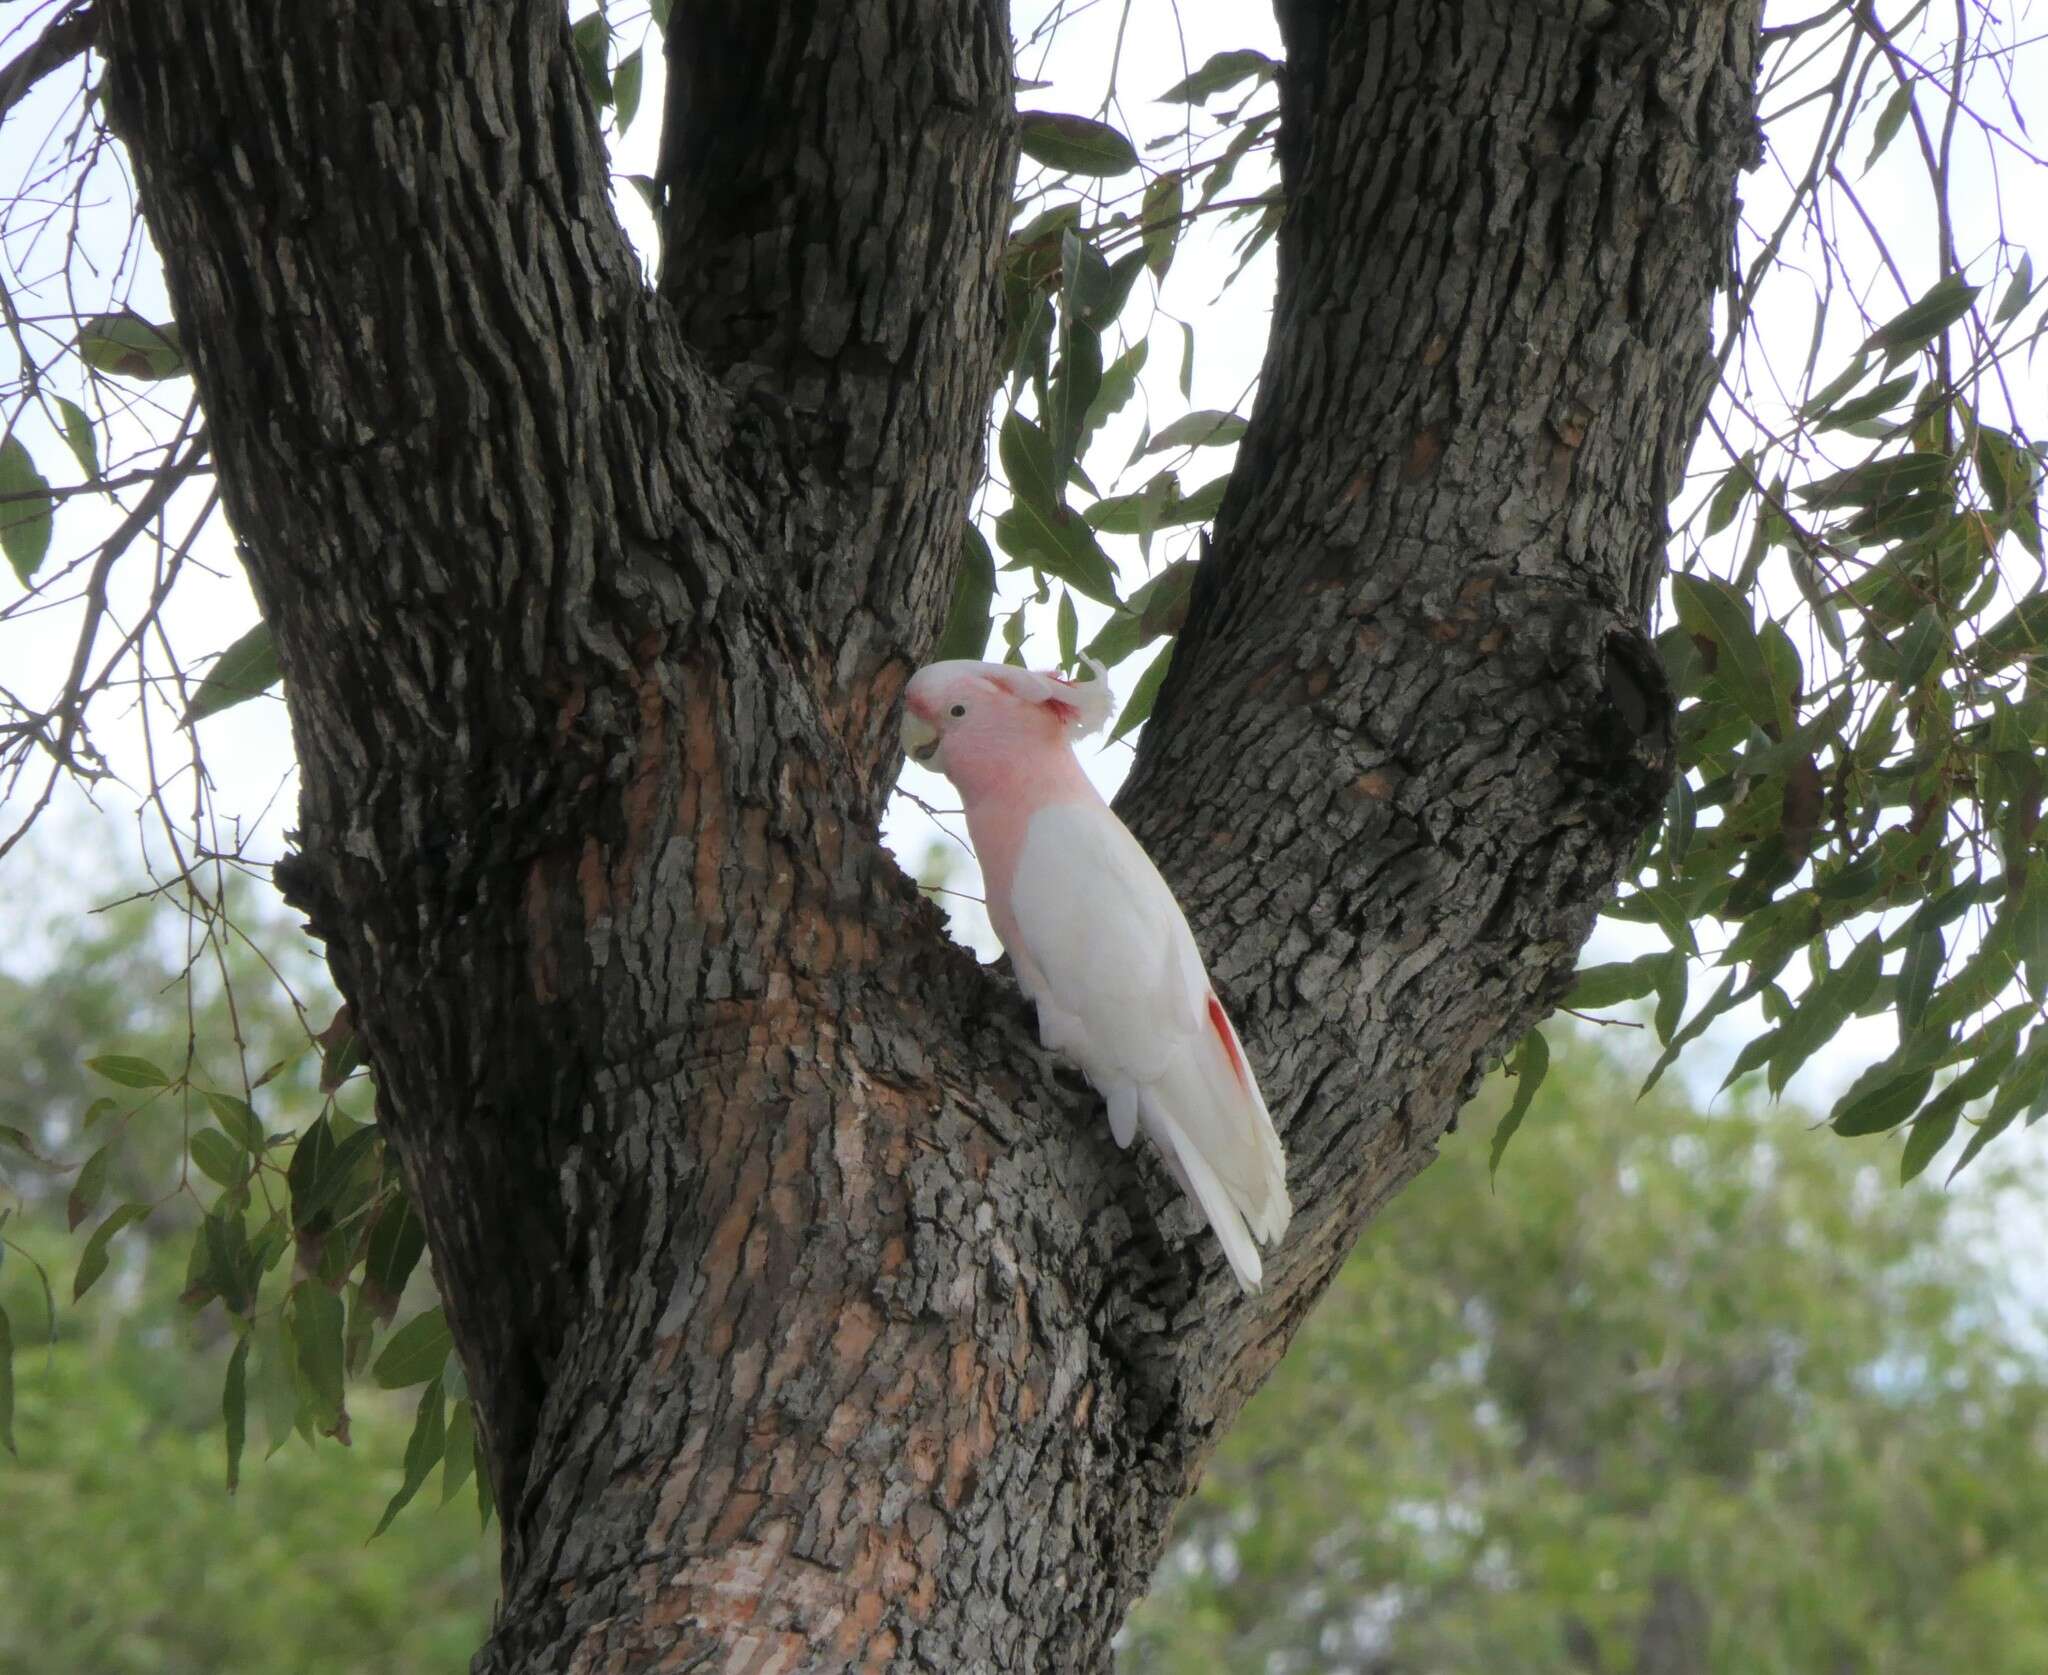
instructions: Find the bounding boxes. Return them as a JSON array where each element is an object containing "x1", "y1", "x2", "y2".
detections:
[
  {"x1": 1115, "y1": 0, "x2": 1762, "y2": 1442},
  {"x1": 95, "y1": 0, "x2": 763, "y2": 1550},
  {"x1": 656, "y1": 0, "x2": 1016, "y2": 787},
  {"x1": 0, "y1": 2, "x2": 95, "y2": 125}
]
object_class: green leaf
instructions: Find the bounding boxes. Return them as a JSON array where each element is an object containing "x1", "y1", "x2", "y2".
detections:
[
  {"x1": 374, "y1": 1305, "x2": 452, "y2": 1390},
  {"x1": 1653, "y1": 953, "x2": 1689, "y2": 1047},
  {"x1": 373, "y1": 1377, "x2": 447, "y2": 1538},
  {"x1": 1795, "y1": 450, "x2": 1951, "y2": 510},
  {"x1": 73, "y1": 1203, "x2": 148, "y2": 1301},
  {"x1": 1832, "y1": 1059, "x2": 1934, "y2": 1137},
  {"x1": 1144, "y1": 409, "x2": 1248, "y2": 453},
  {"x1": 1818, "y1": 372, "x2": 1917, "y2": 432},
  {"x1": 1663, "y1": 774, "x2": 1697, "y2": 864},
  {"x1": 1056, "y1": 589, "x2": 1078, "y2": 670},
  {"x1": 1081, "y1": 560, "x2": 1195, "y2": 669},
  {"x1": 1087, "y1": 474, "x2": 1228, "y2": 534},
  {"x1": 50, "y1": 395, "x2": 97, "y2": 479},
  {"x1": 1864, "y1": 273, "x2": 1980, "y2": 363},
  {"x1": 75, "y1": 312, "x2": 186, "y2": 379},
  {"x1": 624, "y1": 173, "x2": 660, "y2": 216},
  {"x1": 1703, "y1": 453, "x2": 1752, "y2": 537},
  {"x1": 1898, "y1": 1102, "x2": 1957, "y2": 1183},
  {"x1": 1976, "y1": 426, "x2": 2042, "y2": 558},
  {"x1": 570, "y1": 12, "x2": 610, "y2": 104},
  {"x1": 1110, "y1": 641, "x2": 1173, "y2": 743},
  {"x1": 0, "y1": 1124, "x2": 48, "y2": 1162},
  {"x1": 1863, "y1": 82, "x2": 1913, "y2": 174},
  {"x1": 1767, "y1": 935, "x2": 1880, "y2": 1097},
  {"x1": 1976, "y1": 591, "x2": 2048, "y2": 667},
  {"x1": 1718, "y1": 1027, "x2": 1782, "y2": 1093},
  {"x1": 1902, "y1": 1019, "x2": 2021, "y2": 1184},
  {"x1": 993, "y1": 502, "x2": 1120, "y2": 606},
  {"x1": 1489, "y1": 1029, "x2": 1549, "y2": 1181},
  {"x1": 223, "y1": 1334, "x2": 249, "y2": 1493},
  {"x1": 364, "y1": 1194, "x2": 428, "y2": 1321},
  {"x1": 204, "y1": 1091, "x2": 267, "y2": 1153},
  {"x1": 932, "y1": 523, "x2": 997, "y2": 662},
  {"x1": 1142, "y1": 172, "x2": 1184, "y2": 280},
  {"x1": 85, "y1": 1053, "x2": 169, "y2": 1089},
  {"x1": 1890, "y1": 605, "x2": 1947, "y2": 689},
  {"x1": 1083, "y1": 339, "x2": 1148, "y2": 449},
  {"x1": 1949, "y1": 1097, "x2": 2024, "y2": 1182},
  {"x1": 1641, "y1": 972, "x2": 1739, "y2": 1097},
  {"x1": 1799, "y1": 353, "x2": 1872, "y2": 421},
  {"x1": 1060, "y1": 234, "x2": 1143, "y2": 333},
  {"x1": 441, "y1": 1398, "x2": 477, "y2": 1505},
  {"x1": 1950, "y1": 1025, "x2": 2048, "y2": 1180},
  {"x1": 288, "y1": 1115, "x2": 381, "y2": 1235},
  {"x1": 189, "y1": 1127, "x2": 248, "y2": 1189},
  {"x1": 2017, "y1": 878, "x2": 2048, "y2": 1000},
  {"x1": 0, "y1": 1302, "x2": 14, "y2": 1454},
  {"x1": 317, "y1": 1006, "x2": 363, "y2": 1094},
  {"x1": 1058, "y1": 230, "x2": 1113, "y2": 321},
  {"x1": 1670, "y1": 573, "x2": 1781, "y2": 737},
  {"x1": 66, "y1": 1142, "x2": 112, "y2": 1232},
  {"x1": 612, "y1": 47, "x2": 642, "y2": 132},
  {"x1": 1617, "y1": 883, "x2": 1700, "y2": 958},
  {"x1": 182, "y1": 621, "x2": 283, "y2": 726},
  {"x1": 1135, "y1": 558, "x2": 1198, "y2": 639},
  {"x1": 193, "y1": 1206, "x2": 262, "y2": 1316},
  {"x1": 1049, "y1": 312, "x2": 1103, "y2": 486},
  {"x1": 1017, "y1": 111, "x2": 1139, "y2": 177},
  {"x1": 1000, "y1": 410, "x2": 1062, "y2": 515},
  {"x1": 252, "y1": 1317, "x2": 300, "y2": 1457},
  {"x1": 291, "y1": 1283, "x2": 347, "y2": 1433},
  {"x1": 1158, "y1": 48, "x2": 1277, "y2": 104},
  {"x1": 0, "y1": 434, "x2": 53, "y2": 585},
  {"x1": 1564, "y1": 958, "x2": 1661, "y2": 1011},
  {"x1": 1897, "y1": 920, "x2": 1944, "y2": 1036},
  {"x1": 1992, "y1": 252, "x2": 2034, "y2": 326}
]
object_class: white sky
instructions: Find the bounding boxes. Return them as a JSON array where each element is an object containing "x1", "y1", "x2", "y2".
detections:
[{"x1": 1, "y1": 0, "x2": 2045, "y2": 1235}]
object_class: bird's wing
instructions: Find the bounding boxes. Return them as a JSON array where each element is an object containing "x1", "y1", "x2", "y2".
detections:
[
  {"x1": 1006, "y1": 800, "x2": 1291, "y2": 1277},
  {"x1": 1004, "y1": 800, "x2": 1204, "y2": 1080}
]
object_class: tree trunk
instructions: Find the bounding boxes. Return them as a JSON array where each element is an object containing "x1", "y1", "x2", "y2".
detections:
[{"x1": 97, "y1": 1, "x2": 1760, "y2": 1668}]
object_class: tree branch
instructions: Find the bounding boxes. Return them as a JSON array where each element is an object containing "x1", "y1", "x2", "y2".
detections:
[
  {"x1": 0, "y1": 2, "x2": 95, "y2": 127},
  {"x1": 1115, "y1": 0, "x2": 1763, "y2": 1424},
  {"x1": 655, "y1": 0, "x2": 1016, "y2": 791}
]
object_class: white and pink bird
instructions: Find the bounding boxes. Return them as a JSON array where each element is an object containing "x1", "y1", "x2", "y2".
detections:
[{"x1": 902, "y1": 659, "x2": 1291, "y2": 1292}]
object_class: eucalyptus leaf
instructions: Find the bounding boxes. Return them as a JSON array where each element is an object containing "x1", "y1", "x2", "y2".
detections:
[
  {"x1": 1018, "y1": 112, "x2": 1139, "y2": 177},
  {"x1": 0, "y1": 435, "x2": 53, "y2": 585},
  {"x1": 1489, "y1": 1029, "x2": 1549, "y2": 1181},
  {"x1": 182, "y1": 622, "x2": 283, "y2": 726}
]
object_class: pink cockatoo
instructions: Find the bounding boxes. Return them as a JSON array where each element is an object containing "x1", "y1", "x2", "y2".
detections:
[{"x1": 902, "y1": 658, "x2": 1291, "y2": 1291}]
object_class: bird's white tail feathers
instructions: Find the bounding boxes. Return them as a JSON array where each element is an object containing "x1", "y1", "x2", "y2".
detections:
[
  {"x1": 1138, "y1": 1005, "x2": 1292, "y2": 1293},
  {"x1": 1154, "y1": 1114, "x2": 1268, "y2": 1292}
]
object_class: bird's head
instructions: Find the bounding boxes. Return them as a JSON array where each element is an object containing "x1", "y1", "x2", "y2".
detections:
[{"x1": 901, "y1": 658, "x2": 1114, "y2": 787}]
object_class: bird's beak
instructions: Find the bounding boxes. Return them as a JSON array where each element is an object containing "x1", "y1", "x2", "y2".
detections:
[{"x1": 902, "y1": 712, "x2": 940, "y2": 764}]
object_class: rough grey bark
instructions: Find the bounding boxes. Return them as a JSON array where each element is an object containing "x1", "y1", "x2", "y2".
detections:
[{"x1": 94, "y1": 1, "x2": 1760, "y2": 1669}]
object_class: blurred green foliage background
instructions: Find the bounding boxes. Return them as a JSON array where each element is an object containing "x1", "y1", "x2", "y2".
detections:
[{"x1": 3, "y1": 878, "x2": 2044, "y2": 1673}]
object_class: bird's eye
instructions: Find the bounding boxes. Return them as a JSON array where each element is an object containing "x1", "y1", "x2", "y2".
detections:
[{"x1": 949, "y1": 703, "x2": 967, "y2": 718}]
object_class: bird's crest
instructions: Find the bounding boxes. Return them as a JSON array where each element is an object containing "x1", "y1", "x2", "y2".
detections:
[{"x1": 994, "y1": 657, "x2": 1115, "y2": 740}]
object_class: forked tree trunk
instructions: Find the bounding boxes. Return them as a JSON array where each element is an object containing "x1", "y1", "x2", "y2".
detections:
[{"x1": 98, "y1": 1, "x2": 1760, "y2": 1667}]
